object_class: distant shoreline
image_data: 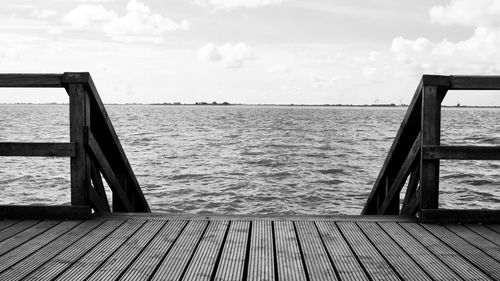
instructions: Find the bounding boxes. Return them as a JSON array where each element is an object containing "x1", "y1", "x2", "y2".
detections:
[{"x1": 2, "y1": 103, "x2": 500, "y2": 108}]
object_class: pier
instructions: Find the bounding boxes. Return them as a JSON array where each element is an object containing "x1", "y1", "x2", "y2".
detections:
[{"x1": 0, "y1": 73, "x2": 499, "y2": 280}]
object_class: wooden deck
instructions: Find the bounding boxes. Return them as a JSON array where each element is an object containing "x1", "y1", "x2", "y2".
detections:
[{"x1": 0, "y1": 214, "x2": 499, "y2": 281}]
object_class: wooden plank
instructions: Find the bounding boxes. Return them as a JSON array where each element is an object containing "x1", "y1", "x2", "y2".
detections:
[
  {"x1": 88, "y1": 187, "x2": 110, "y2": 214},
  {"x1": 423, "y1": 145, "x2": 500, "y2": 160},
  {"x1": 0, "y1": 219, "x2": 105, "y2": 281},
  {"x1": 449, "y1": 75, "x2": 500, "y2": 90},
  {"x1": 119, "y1": 220, "x2": 186, "y2": 280},
  {"x1": 86, "y1": 220, "x2": 166, "y2": 281},
  {"x1": 247, "y1": 220, "x2": 275, "y2": 281},
  {"x1": 213, "y1": 221, "x2": 250, "y2": 281},
  {"x1": 69, "y1": 83, "x2": 89, "y2": 206},
  {"x1": 466, "y1": 224, "x2": 500, "y2": 247},
  {"x1": 150, "y1": 220, "x2": 208, "y2": 281},
  {"x1": 91, "y1": 165, "x2": 110, "y2": 212},
  {"x1": 294, "y1": 221, "x2": 338, "y2": 280},
  {"x1": 0, "y1": 220, "x2": 40, "y2": 242},
  {"x1": 401, "y1": 164, "x2": 420, "y2": 215},
  {"x1": 0, "y1": 205, "x2": 92, "y2": 220},
  {"x1": 421, "y1": 223, "x2": 500, "y2": 280},
  {"x1": 378, "y1": 222, "x2": 461, "y2": 280},
  {"x1": 65, "y1": 72, "x2": 149, "y2": 212},
  {"x1": 0, "y1": 73, "x2": 63, "y2": 87},
  {"x1": 23, "y1": 219, "x2": 124, "y2": 281},
  {"x1": 0, "y1": 142, "x2": 76, "y2": 157},
  {"x1": 420, "y1": 85, "x2": 441, "y2": 210},
  {"x1": 315, "y1": 221, "x2": 368, "y2": 281},
  {"x1": 357, "y1": 222, "x2": 431, "y2": 280},
  {"x1": 182, "y1": 220, "x2": 229, "y2": 281},
  {"x1": 420, "y1": 209, "x2": 500, "y2": 223},
  {"x1": 86, "y1": 130, "x2": 134, "y2": 212},
  {"x1": 0, "y1": 220, "x2": 81, "y2": 273},
  {"x1": 379, "y1": 135, "x2": 421, "y2": 214},
  {"x1": 0, "y1": 220, "x2": 60, "y2": 256},
  {"x1": 0, "y1": 220, "x2": 19, "y2": 231},
  {"x1": 363, "y1": 78, "x2": 424, "y2": 215},
  {"x1": 55, "y1": 219, "x2": 144, "y2": 281},
  {"x1": 400, "y1": 223, "x2": 491, "y2": 281},
  {"x1": 336, "y1": 221, "x2": 399, "y2": 281},
  {"x1": 445, "y1": 224, "x2": 500, "y2": 262},
  {"x1": 421, "y1": 74, "x2": 450, "y2": 87},
  {"x1": 274, "y1": 220, "x2": 308, "y2": 280}
]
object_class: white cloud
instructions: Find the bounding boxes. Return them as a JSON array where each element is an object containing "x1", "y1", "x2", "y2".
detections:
[
  {"x1": 194, "y1": 0, "x2": 285, "y2": 11},
  {"x1": 63, "y1": 4, "x2": 116, "y2": 28},
  {"x1": 267, "y1": 63, "x2": 290, "y2": 73},
  {"x1": 32, "y1": 9, "x2": 57, "y2": 19},
  {"x1": 77, "y1": 0, "x2": 114, "y2": 2},
  {"x1": 198, "y1": 42, "x2": 255, "y2": 69},
  {"x1": 430, "y1": 0, "x2": 500, "y2": 26},
  {"x1": 391, "y1": 0, "x2": 500, "y2": 75},
  {"x1": 63, "y1": 0, "x2": 189, "y2": 43},
  {"x1": 309, "y1": 73, "x2": 350, "y2": 87}
]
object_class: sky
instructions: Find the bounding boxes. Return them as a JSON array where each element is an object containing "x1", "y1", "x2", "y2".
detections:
[{"x1": 1, "y1": 0, "x2": 500, "y2": 105}]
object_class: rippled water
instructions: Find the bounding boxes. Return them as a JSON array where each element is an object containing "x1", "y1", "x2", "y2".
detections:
[{"x1": 1, "y1": 105, "x2": 499, "y2": 215}]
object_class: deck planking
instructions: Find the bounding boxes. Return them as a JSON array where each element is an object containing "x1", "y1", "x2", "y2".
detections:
[{"x1": 0, "y1": 215, "x2": 498, "y2": 281}]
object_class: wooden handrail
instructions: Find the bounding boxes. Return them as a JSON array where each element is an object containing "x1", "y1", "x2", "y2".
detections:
[
  {"x1": 363, "y1": 74, "x2": 500, "y2": 222},
  {"x1": 0, "y1": 72, "x2": 150, "y2": 218}
]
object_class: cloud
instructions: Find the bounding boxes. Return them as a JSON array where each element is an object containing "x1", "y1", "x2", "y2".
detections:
[
  {"x1": 430, "y1": 0, "x2": 500, "y2": 26},
  {"x1": 194, "y1": 0, "x2": 285, "y2": 11},
  {"x1": 77, "y1": 0, "x2": 114, "y2": 2},
  {"x1": 32, "y1": 10, "x2": 58, "y2": 19},
  {"x1": 309, "y1": 73, "x2": 350, "y2": 87},
  {"x1": 63, "y1": 0, "x2": 189, "y2": 43},
  {"x1": 63, "y1": 4, "x2": 116, "y2": 28},
  {"x1": 198, "y1": 42, "x2": 255, "y2": 69},
  {"x1": 391, "y1": 0, "x2": 500, "y2": 74},
  {"x1": 266, "y1": 63, "x2": 290, "y2": 73}
]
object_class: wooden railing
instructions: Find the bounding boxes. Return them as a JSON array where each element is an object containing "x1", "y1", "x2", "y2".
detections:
[
  {"x1": 0, "y1": 73, "x2": 150, "y2": 218},
  {"x1": 362, "y1": 75, "x2": 500, "y2": 222}
]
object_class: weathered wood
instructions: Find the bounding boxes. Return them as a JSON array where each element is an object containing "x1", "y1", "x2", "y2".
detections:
[
  {"x1": 70, "y1": 72, "x2": 149, "y2": 212},
  {"x1": 150, "y1": 220, "x2": 208, "y2": 281},
  {"x1": 213, "y1": 221, "x2": 250, "y2": 281},
  {"x1": 55, "y1": 220, "x2": 144, "y2": 281},
  {"x1": 88, "y1": 187, "x2": 110, "y2": 214},
  {"x1": 247, "y1": 220, "x2": 275, "y2": 281},
  {"x1": 401, "y1": 164, "x2": 420, "y2": 215},
  {"x1": 0, "y1": 220, "x2": 19, "y2": 232},
  {"x1": 336, "y1": 221, "x2": 399, "y2": 280},
  {"x1": 0, "y1": 74, "x2": 63, "y2": 87},
  {"x1": 119, "y1": 220, "x2": 187, "y2": 281},
  {"x1": 449, "y1": 75, "x2": 500, "y2": 90},
  {"x1": 86, "y1": 130, "x2": 134, "y2": 212},
  {"x1": 0, "y1": 142, "x2": 76, "y2": 157},
  {"x1": 23, "y1": 219, "x2": 124, "y2": 281},
  {"x1": 274, "y1": 221, "x2": 308, "y2": 280},
  {"x1": 0, "y1": 220, "x2": 40, "y2": 242},
  {"x1": 91, "y1": 165, "x2": 110, "y2": 212},
  {"x1": 400, "y1": 223, "x2": 492, "y2": 281},
  {"x1": 0, "y1": 220, "x2": 81, "y2": 273},
  {"x1": 315, "y1": 221, "x2": 368, "y2": 281},
  {"x1": 422, "y1": 223, "x2": 500, "y2": 280},
  {"x1": 445, "y1": 224, "x2": 500, "y2": 262},
  {"x1": 423, "y1": 145, "x2": 500, "y2": 160},
  {"x1": 465, "y1": 224, "x2": 500, "y2": 247},
  {"x1": 0, "y1": 219, "x2": 104, "y2": 281},
  {"x1": 421, "y1": 74, "x2": 450, "y2": 87},
  {"x1": 420, "y1": 85, "x2": 440, "y2": 210},
  {"x1": 0, "y1": 220, "x2": 60, "y2": 256},
  {"x1": 379, "y1": 135, "x2": 421, "y2": 214},
  {"x1": 358, "y1": 222, "x2": 431, "y2": 281},
  {"x1": 294, "y1": 221, "x2": 338, "y2": 280},
  {"x1": 419, "y1": 209, "x2": 500, "y2": 223},
  {"x1": 378, "y1": 222, "x2": 461, "y2": 280},
  {"x1": 182, "y1": 220, "x2": 229, "y2": 281},
  {"x1": 0, "y1": 205, "x2": 91, "y2": 219},
  {"x1": 363, "y1": 78, "x2": 424, "y2": 215},
  {"x1": 68, "y1": 83, "x2": 89, "y2": 206},
  {"x1": 86, "y1": 220, "x2": 165, "y2": 281}
]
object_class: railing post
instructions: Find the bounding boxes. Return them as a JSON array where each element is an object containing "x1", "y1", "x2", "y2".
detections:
[
  {"x1": 420, "y1": 85, "x2": 441, "y2": 210},
  {"x1": 68, "y1": 83, "x2": 91, "y2": 206}
]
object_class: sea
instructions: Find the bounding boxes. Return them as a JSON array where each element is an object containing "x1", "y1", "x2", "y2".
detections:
[{"x1": 1, "y1": 105, "x2": 499, "y2": 215}]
